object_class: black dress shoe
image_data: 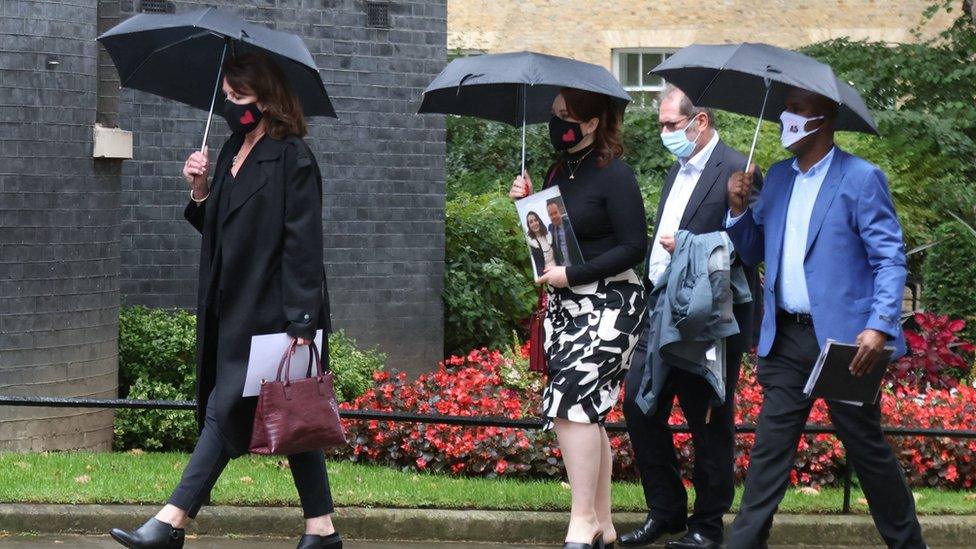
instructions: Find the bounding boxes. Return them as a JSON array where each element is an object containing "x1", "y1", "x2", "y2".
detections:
[
  {"x1": 563, "y1": 531, "x2": 604, "y2": 549},
  {"x1": 109, "y1": 518, "x2": 185, "y2": 548},
  {"x1": 665, "y1": 532, "x2": 719, "y2": 549},
  {"x1": 297, "y1": 532, "x2": 342, "y2": 549},
  {"x1": 618, "y1": 515, "x2": 685, "y2": 547}
]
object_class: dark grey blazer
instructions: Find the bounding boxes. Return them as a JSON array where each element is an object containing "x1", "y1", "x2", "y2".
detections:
[{"x1": 648, "y1": 138, "x2": 763, "y2": 354}]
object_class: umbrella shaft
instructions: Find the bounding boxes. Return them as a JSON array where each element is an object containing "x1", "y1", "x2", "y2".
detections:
[
  {"x1": 201, "y1": 41, "x2": 229, "y2": 152},
  {"x1": 746, "y1": 82, "x2": 772, "y2": 170},
  {"x1": 520, "y1": 84, "x2": 526, "y2": 176}
]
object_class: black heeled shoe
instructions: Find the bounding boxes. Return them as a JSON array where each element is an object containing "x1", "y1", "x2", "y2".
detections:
[
  {"x1": 563, "y1": 531, "x2": 605, "y2": 549},
  {"x1": 297, "y1": 532, "x2": 342, "y2": 549},
  {"x1": 109, "y1": 518, "x2": 185, "y2": 548}
]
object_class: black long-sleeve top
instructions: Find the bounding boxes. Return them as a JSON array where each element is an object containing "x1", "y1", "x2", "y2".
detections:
[{"x1": 546, "y1": 146, "x2": 648, "y2": 286}]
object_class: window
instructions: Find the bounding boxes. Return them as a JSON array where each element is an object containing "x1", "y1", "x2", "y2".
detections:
[{"x1": 612, "y1": 49, "x2": 675, "y2": 108}]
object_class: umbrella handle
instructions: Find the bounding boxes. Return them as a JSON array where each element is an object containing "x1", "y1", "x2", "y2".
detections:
[
  {"x1": 201, "y1": 40, "x2": 229, "y2": 153},
  {"x1": 746, "y1": 78, "x2": 772, "y2": 171}
]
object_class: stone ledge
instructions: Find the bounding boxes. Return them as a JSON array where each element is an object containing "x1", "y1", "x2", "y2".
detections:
[{"x1": 0, "y1": 504, "x2": 973, "y2": 546}]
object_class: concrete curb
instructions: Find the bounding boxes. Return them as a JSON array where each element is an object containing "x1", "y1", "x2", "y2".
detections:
[{"x1": 0, "y1": 504, "x2": 973, "y2": 546}]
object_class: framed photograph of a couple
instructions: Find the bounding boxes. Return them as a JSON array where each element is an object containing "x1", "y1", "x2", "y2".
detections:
[{"x1": 514, "y1": 186, "x2": 584, "y2": 279}]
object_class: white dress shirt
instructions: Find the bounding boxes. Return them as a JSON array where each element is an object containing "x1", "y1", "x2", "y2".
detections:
[
  {"x1": 647, "y1": 131, "x2": 720, "y2": 286},
  {"x1": 726, "y1": 146, "x2": 836, "y2": 313}
]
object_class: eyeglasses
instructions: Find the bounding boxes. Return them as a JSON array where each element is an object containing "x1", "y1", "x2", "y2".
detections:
[{"x1": 658, "y1": 115, "x2": 699, "y2": 133}]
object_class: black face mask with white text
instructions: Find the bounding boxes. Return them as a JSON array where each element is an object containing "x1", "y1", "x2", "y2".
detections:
[
  {"x1": 223, "y1": 99, "x2": 264, "y2": 134},
  {"x1": 548, "y1": 116, "x2": 585, "y2": 151}
]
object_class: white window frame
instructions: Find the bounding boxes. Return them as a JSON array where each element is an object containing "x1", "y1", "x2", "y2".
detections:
[{"x1": 611, "y1": 48, "x2": 676, "y2": 106}]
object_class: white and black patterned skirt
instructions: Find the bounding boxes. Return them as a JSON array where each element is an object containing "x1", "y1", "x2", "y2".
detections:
[{"x1": 542, "y1": 269, "x2": 646, "y2": 431}]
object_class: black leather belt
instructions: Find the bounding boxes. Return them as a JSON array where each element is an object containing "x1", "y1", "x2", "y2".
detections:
[{"x1": 777, "y1": 309, "x2": 814, "y2": 326}]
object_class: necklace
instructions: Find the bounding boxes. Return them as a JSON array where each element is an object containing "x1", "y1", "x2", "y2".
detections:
[
  {"x1": 233, "y1": 132, "x2": 265, "y2": 166},
  {"x1": 565, "y1": 147, "x2": 594, "y2": 180}
]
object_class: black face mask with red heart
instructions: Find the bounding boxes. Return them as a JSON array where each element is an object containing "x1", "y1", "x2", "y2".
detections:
[
  {"x1": 223, "y1": 99, "x2": 264, "y2": 134},
  {"x1": 548, "y1": 115, "x2": 585, "y2": 151}
]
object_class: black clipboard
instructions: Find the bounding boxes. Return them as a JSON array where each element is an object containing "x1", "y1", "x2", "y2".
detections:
[{"x1": 802, "y1": 339, "x2": 893, "y2": 405}]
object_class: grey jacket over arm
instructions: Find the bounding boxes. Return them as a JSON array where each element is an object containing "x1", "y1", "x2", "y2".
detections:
[{"x1": 633, "y1": 230, "x2": 752, "y2": 416}]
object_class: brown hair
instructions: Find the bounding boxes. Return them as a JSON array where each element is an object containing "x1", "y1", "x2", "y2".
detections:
[
  {"x1": 560, "y1": 87, "x2": 624, "y2": 167},
  {"x1": 223, "y1": 52, "x2": 307, "y2": 139}
]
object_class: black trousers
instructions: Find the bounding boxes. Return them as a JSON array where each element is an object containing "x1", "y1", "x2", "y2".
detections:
[
  {"x1": 727, "y1": 318, "x2": 925, "y2": 549},
  {"x1": 623, "y1": 324, "x2": 742, "y2": 543},
  {"x1": 168, "y1": 387, "x2": 335, "y2": 519}
]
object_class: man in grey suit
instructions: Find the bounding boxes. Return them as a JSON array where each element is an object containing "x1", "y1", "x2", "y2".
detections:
[{"x1": 619, "y1": 85, "x2": 762, "y2": 549}]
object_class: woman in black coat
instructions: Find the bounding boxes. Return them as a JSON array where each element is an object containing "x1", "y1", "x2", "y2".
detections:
[{"x1": 109, "y1": 53, "x2": 339, "y2": 549}]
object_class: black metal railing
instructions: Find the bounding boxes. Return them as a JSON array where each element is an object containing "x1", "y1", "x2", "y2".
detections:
[{"x1": 3, "y1": 395, "x2": 974, "y2": 514}]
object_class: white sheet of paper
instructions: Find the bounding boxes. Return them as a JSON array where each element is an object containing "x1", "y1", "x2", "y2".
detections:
[
  {"x1": 243, "y1": 329, "x2": 325, "y2": 397},
  {"x1": 705, "y1": 344, "x2": 717, "y2": 362}
]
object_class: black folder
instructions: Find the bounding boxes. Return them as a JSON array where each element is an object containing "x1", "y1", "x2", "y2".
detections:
[{"x1": 802, "y1": 340, "x2": 894, "y2": 405}]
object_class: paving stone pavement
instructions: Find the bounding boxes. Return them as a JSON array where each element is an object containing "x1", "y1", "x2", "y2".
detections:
[{"x1": 0, "y1": 537, "x2": 970, "y2": 549}]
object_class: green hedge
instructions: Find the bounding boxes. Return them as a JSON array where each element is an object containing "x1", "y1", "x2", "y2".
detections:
[
  {"x1": 114, "y1": 306, "x2": 384, "y2": 452},
  {"x1": 444, "y1": 192, "x2": 536, "y2": 356},
  {"x1": 922, "y1": 222, "x2": 976, "y2": 342}
]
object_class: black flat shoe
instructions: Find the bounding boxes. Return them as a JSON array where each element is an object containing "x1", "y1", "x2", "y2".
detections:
[
  {"x1": 665, "y1": 532, "x2": 720, "y2": 549},
  {"x1": 109, "y1": 518, "x2": 185, "y2": 548},
  {"x1": 297, "y1": 532, "x2": 342, "y2": 549},
  {"x1": 618, "y1": 514, "x2": 685, "y2": 547},
  {"x1": 563, "y1": 531, "x2": 604, "y2": 549}
]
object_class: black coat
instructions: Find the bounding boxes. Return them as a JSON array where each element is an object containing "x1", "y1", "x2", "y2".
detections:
[
  {"x1": 648, "y1": 139, "x2": 763, "y2": 355},
  {"x1": 184, "y1": 131, "x2": 331, "y2": 457}
]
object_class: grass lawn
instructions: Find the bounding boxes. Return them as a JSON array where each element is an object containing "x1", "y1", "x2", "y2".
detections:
[{"x1": 0, "y1": 452, "x2": 973, "y2": 514}]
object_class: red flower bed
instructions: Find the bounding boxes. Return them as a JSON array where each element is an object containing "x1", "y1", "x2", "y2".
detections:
[{"x1": 336, "y1": 331, "x2": 976, "y2": 488}]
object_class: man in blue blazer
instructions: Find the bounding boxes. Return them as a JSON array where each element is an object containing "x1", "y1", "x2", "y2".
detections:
[{"x1": 724, "y1": 87, "x2": 925, "y2": 549}]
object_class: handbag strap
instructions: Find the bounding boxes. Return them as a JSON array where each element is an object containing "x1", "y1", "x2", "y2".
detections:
[
  {"x1": 276, "y1": 340, "x2": 325, "y2": 385},
  {"x1": 543, "y1": 163, "x2": 559, "y2": 189}
]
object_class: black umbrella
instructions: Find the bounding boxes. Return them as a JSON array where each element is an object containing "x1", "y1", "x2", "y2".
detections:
[
  {"x1": 97, "y1": 7, "x2": 336, "y2": 152},
  {"x1": 650, "y1": 43, "x2": 878, "y2": 167},
  {"x1": 418, "y1": 51, "x2": 632, "y2": 174}
]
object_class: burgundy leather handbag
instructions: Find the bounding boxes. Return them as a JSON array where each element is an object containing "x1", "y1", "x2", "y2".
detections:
[
  {"x1": 249, "y1": 340, "x2": 346, "y2": 455},
  {"x1": 528, "y1": 286, "x2": 548, "y2": 375}
]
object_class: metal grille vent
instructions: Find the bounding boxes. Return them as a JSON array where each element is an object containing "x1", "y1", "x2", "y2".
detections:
[
  {"x1": 139, "y1": 0, "x2": 174, "y2": 13},
  {"x1": 366, "y1": 1, "x2": 391, "y2": 28}
]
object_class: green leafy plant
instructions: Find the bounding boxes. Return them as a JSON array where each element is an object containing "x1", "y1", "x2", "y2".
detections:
[
  {"x1": 444, "y1": 192, "x2": 536, "y2": 356},
  {"x1": 329, "y1": 330, "x2": 387, "y2": 404},
  {"x1": 922, "y1": 222, "x2": 976, "y2": 342}
]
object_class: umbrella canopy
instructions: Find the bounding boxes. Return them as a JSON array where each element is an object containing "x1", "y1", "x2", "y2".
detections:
[
  {"x1": 418, "y1": 51, "x2": 632, "y2": 126},
  {"x1": 650, "y1": 43, "x2": 877, "y2": 135},
  {"x1": 98, "y1": 7, "x2": 336, "y2": 140}
]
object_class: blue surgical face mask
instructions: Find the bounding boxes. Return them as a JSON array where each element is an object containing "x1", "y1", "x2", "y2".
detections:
[{"x1": 660, "y1": 117, "x2": 702, "y2": 158}]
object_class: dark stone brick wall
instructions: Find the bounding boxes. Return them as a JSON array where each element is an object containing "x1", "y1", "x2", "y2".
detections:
[
  {"x1": 114, "y1": 0, "x2": 447, "y2": 375},
  {"x1": 0, "y1": 0, "x2": 120, "y2": 451}
]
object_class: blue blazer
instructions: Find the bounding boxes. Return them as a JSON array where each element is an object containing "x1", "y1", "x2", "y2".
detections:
[{"x1": 727, "y1": 147, "x2": 907, "y2": 359}]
